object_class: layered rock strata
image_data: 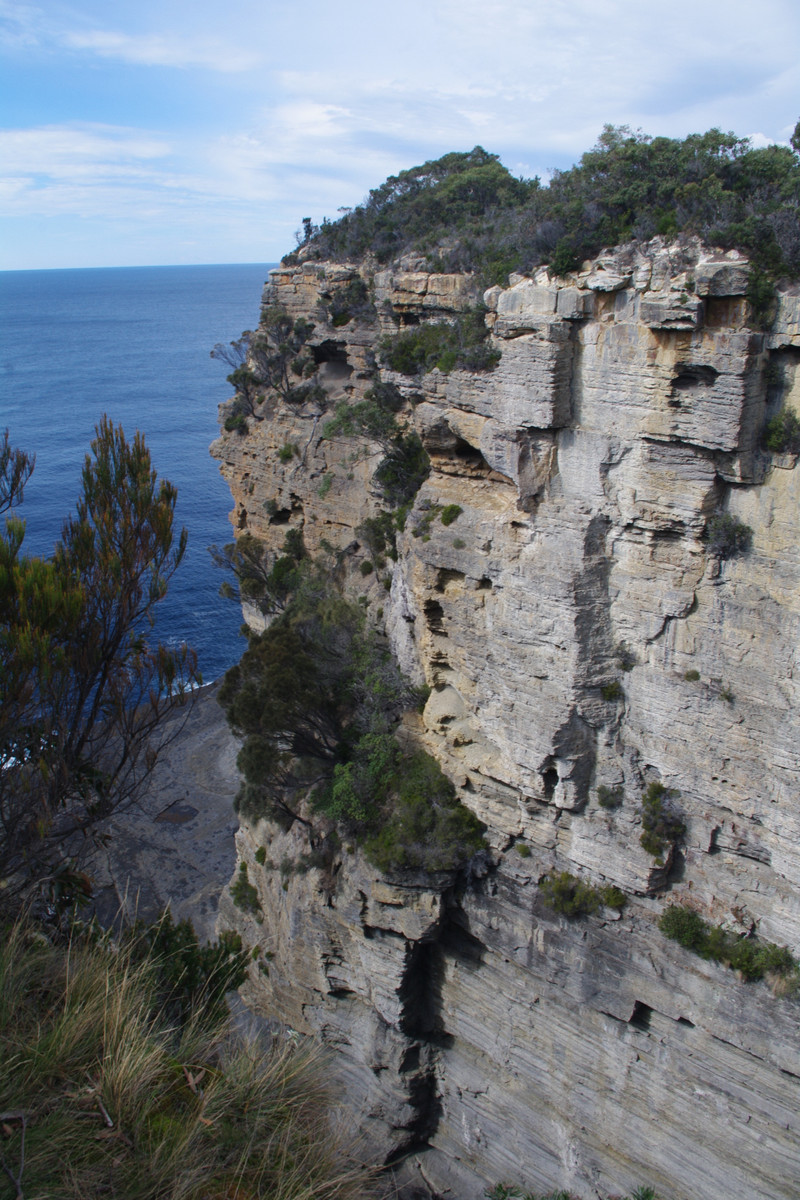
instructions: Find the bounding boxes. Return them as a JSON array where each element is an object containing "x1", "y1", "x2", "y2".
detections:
[{"x1": 212, "y1": 239, "x2": 800, "y2": 1200}]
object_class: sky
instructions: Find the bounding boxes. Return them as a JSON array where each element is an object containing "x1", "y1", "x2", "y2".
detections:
[{"x1": 1, "y1": 0, "x2": 799, "y2": 270}]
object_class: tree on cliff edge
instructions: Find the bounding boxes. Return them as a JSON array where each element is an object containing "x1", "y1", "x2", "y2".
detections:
[{"x1": 0, "y1": 418, "x2": 200, "y2": 912}]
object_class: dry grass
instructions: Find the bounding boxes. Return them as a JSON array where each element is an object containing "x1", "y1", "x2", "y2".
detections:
[{"x1": 0, "y1": 919, "x2": 380, "y2": 1200}]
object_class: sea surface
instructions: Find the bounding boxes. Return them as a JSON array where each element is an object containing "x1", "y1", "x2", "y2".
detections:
[{"x1": 0, "y1": 263, "x2": 275, "y2": 681}]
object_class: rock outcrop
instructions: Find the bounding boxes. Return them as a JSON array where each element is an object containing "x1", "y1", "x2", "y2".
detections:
[{"x1": 212, "y1": 239, "x2": 800, "y2": 1200}]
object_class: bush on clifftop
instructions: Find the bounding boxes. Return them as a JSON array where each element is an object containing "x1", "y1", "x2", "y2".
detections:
[{"x1": 293, "y1": 125, "x2": 800, "y2": 287}]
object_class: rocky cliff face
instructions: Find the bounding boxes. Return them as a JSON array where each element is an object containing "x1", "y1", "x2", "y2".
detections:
[{"x1": 212, "y1": 239, "x2": 800, "y2": 1200}]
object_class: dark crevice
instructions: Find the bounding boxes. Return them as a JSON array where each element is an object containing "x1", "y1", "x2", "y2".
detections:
[
  {"x1": 423, "y1": 598, "x2": 446, "y2": 635},
  {"x1": 399, "y1": 941, "x2": 442, "y2": 1037},
  {"x1": 665, "y1": 847, "x2": 687, "y2": 885},
  {"x1": 399, "y1": 1045, "x2": 421, "y2": 1074},
  {"x1": 542, "y1": 765, "x2": 558, "y2": 802},
  {"x1": 387, "y1": 902, "x2": 487, "y2": 1168},
  {"x1": 672, "y1": 364, "x2": 719, "y2": 391},
  {"x1": 629, "y1": 1001, "x2": 653, "y2": 1031}
]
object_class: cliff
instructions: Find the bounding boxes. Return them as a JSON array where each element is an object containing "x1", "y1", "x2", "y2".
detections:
[{"x1": 211, "y1": 237, "x2": 800, "y2": 1200}]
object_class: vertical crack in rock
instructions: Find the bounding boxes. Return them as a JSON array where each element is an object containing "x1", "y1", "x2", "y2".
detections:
[{"x1": 387, "y1": 895, "x2": 487, "y2": 1167}]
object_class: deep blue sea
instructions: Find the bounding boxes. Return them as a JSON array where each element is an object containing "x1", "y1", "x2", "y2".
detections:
[{"x1": 0, "y1": 263, "x2": 274, "y2": 681}]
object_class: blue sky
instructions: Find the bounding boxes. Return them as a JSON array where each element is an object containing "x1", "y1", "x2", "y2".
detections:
[{"x1": 1, "y1": 0, "x2": 798, "y2": 270}]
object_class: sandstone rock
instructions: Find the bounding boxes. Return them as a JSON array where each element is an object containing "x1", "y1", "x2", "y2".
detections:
[
  {"x1": 694, "y1": 261, "x2": 750, "y2": 297},
  {"x1": 213, "y1": 246, "x2": 800, "y2": 1200}
]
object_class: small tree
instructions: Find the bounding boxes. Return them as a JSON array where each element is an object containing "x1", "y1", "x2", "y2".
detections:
[
  {"x1": 251, "y1": 307, "x2": 319, "y2": 400},
  {"x1": 0, "y1": 418, "x2": 200, "y2": 911},
  {"x1": 211, "y1": 335, "x2": 264, "y2": 420}
]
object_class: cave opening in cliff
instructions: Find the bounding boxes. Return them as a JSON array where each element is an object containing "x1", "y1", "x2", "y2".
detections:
[
  {"x1": 450, "y1": 435, "x2": 491, "y2": 475},
  {"x1": 312, "y1": 339, "x2": 349, "y2": 365},
  {"x1": 672, "y1": 364, "x2": 719, "y2": 391},
  {"x1": 542, "y1": 765, "x2": 559, "y2": 802}
]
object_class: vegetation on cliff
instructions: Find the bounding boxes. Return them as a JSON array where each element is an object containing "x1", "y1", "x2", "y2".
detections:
[
  {"x1": 0, "y1": 916, "x2": 377, "y2": 1200},
  {"x1": 659, "y1": 904, "x2": 799, "y2": 988},
  {"x1": 293, "y1": 124, "x2": 800, "y2": 287},
  {"x1": 217, "y1": 536, "x2": 485, "y2": 873}
]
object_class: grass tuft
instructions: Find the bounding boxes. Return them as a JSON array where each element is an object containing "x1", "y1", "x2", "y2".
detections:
[{"x1": 0, "y1": 918, "x2": 378, "y2": 1200}]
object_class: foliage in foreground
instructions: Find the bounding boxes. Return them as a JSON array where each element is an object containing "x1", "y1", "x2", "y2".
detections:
[
  {"x1": 659, "y1": 904, "x2": 799, "y2": 986},
  {"x1": 0, "y1": 917, "x2": 377, "y2": 1200},
  {"x1": 0, "y1": 421, "x2": 199, "y2": 913},
  {"x1": 295, "y1": 126, "x2": 800, "y2": 287}
]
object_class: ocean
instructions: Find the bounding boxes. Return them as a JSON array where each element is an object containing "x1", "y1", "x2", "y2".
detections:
[{"x1": 0, "y1": 262, "x2": 274, "y2": 682}]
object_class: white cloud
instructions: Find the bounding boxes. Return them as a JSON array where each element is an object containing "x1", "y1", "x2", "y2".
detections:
[
  {"x1": 0, "y1": 0, "x2": 41, "y2": 47},
  {"x1": 1, "y1": 0, "x2": 799, "y2": 267},
  {"x1": 62, "y1": 28, "x2": 261, "y2": 71}
]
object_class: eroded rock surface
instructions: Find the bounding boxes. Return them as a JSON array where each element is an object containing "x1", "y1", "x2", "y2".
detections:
[{"x1": 213, "y1": 239, "x2": 800, "y2": 1200}]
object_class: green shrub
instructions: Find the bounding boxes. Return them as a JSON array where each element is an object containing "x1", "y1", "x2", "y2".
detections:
[
  {"x1": 452, "y1": 536, "x2": 466, "y2": 549},
  {"x1": 539, "y1": 871, "x2": 624, "y2": 917},
  {"x1": 314, "y1": 737, "x2": 485, "y2": 873},
  {"x1": 659, "y1": 904, "x2": 799, "y2": 984},
  {"x1": 359, "y1": 560, "x2": 374, "y2": 576},
  {"x1": 440, "y1": 504, "x2": 463, "y2": 526},
  {"x1": 381, "y1": 309, "x2": 499, "y2": 376},
  {"x1": 373, "y1": 431, "x2": 430, "y2": 507},
  {"x1": 640, "y1": 781, "x2": 685, "y2": 862},
  {"x1": 746, "y1": 267, "x2": 777, "y2": 328},
  {"x1": 516, "y1": 843, "x2": 531, "y2": 858},
  {"x1": 616, "y1": 643, "x2": 636, "y2": 671},
  {"x1": 323, "y1": 390, "x2": 430, "y2": 508},
  {"x1": 230, "y1": 862, "x2": 261, "y2": 915},
  {"x1": 325, "y1": 276, "x2": 376, "y2": 327},
  {"x1": 764, "y1": 407, "x2": 800, "y2": 453},
  {"x1": 317, "y1": 473, "x2": 333, "y2": 497},
  {"x1": 298, "y1": 131, "x2": 800, "y2": 292},
  {"x1": 357, "y1": 510, "x2": 398, "y2": 560},
  {"x1": 255, "y1": 845, "x2": 267, "y2": 865},
  {"x1": 278, "y1": 442, "x2": 297, "y2": 463},
  {"x1": 684, "y1": 668, "x2": 700, "y2": 682},
  {"x1": 659, "y1": 904, "x2": 708, "y2": 950},
  {"x1": 600, "y1": 885, "x2": 627, "y2": 910},
  {"x1": 224, "y1": 412, "x2": 247, "y2": 434},
  {"x1": 597, "y1": 784, "x2": 624, "y2": 810},
  {"x1": 601, "y1": 680, "x2": 623, "y2": 701},
  {"x1": 704, "y1": 513, "x2": 752, "y2": 558},
  {"x1": 363, "y1": 748, "x2": 486, "y2": 873}
]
